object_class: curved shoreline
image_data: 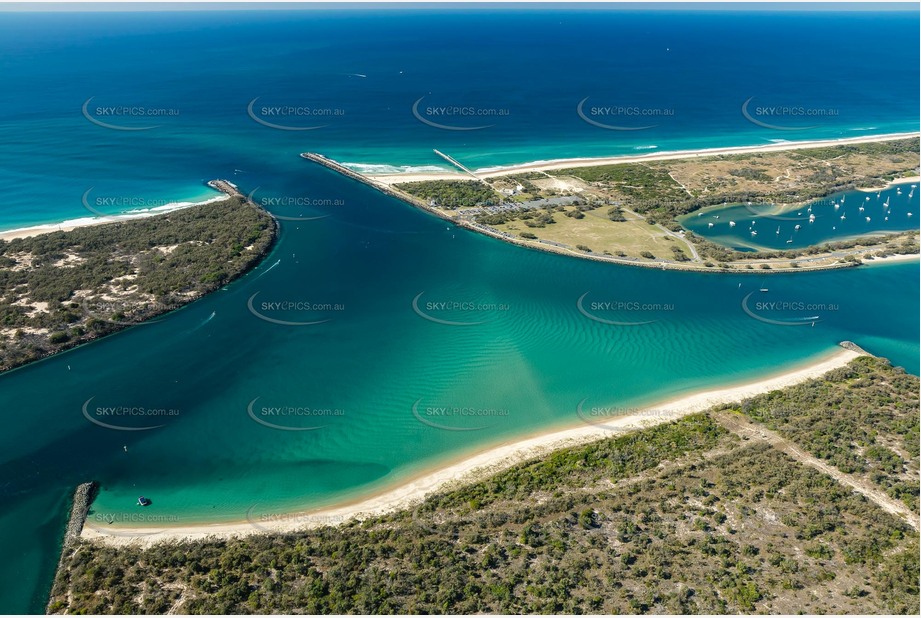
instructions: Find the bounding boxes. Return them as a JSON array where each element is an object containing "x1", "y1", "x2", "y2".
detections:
[
  {"x1": 366, "y1": 132, "x2": 920, "y2": 185},
  {"x1": 81, "y1": 345, "x2": 863, "y2": 547},
  {"x1": 0, "y1": 194, "x2": 228, "y2": 242},
  {"x1": 0, "y1": 189, "x2": 278, "y2": 376},
  {"x1": 304, "y1": 136, "x2": 920, "y2": 274}
]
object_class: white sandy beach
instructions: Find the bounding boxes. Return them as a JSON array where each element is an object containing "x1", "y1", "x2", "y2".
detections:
[
  {"x1": 862, "y1": 252, "x2": 921, "y2": 265},
  {"x1": 854, "y1": 175, "x2": 921, "y2": 192},
  {"x1": 82, "y1": 346, "x2": 862, "y2": 547},
  {"x1": 367, "y1": 132, "x2": 920, "y2": 185},
  {"x1": 3, "y1": 134, "x2": 915, "y2": 242},
  {"x1": 0, "y1": 195, "x2": 229, "y2": 242}
]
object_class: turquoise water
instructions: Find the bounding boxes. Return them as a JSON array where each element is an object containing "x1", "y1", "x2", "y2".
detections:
[
  {"x1": 680, "y1": 183, "x2": 920, "y2": 251},
  {"x1": 0, "y1": 170, "x2": 918, "y2": 611},
  {"x1": 0, "y1": 7, "x2": 918, "y2": 614}
]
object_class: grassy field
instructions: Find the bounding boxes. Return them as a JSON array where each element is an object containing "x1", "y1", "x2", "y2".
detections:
[
  {"x1": 392, "y1": 139, "x2": 920, "y2": 269},
  {"x1": 492, "y1": 206, "x2": 685, "y2": 259}
]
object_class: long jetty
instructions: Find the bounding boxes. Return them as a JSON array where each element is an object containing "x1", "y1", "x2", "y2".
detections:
[
  {"x1": 432, "y1": 149, "x2": 488, "y2": 184},
  {"x1": 301, "y1": 153, "x2": 440, "y2": 215},
  {"x1": 299, "y1": 152, "x2": 871, "y2": 275}
]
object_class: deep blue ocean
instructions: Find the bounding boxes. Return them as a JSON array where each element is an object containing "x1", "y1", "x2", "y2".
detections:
[
  {"x1": 0, "y1": 8, "x2": 918, "y2": 231},
  {"x1": 0, "y1": 7, "x2": 918, "y2": 614}
]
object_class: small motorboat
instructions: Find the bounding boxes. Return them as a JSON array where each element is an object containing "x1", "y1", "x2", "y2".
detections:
[{"x1": 137, "y1": 496, "x2": 151, "y2": 507}]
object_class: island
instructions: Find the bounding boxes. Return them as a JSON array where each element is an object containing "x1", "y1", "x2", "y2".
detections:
[{"x1": 0, "y1": 189, "x2": 276, "y2": 373}]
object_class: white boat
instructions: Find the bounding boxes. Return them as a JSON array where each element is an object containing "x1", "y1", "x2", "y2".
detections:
[
  {"x1": 729, "y1": 221, "x2": 736, "y2": 227},
  {"x1": 840, "y1": 215, "x2": 846, "y2": 220},
  {"x1": 751, "y1": 230, "x2": 757, "y2": 237},
  {"x1": 794, "y1": 224, "x2": 801, "y2": 230},
  {"x1": 708, "y1": 222, "x2": 714, "y2": 228},
  {"x1": 866, "y1": 217, "x2": 871, "y2": 222},
  {"x1": 858, "y1": 206, "x2": 864, "y2": 212}
]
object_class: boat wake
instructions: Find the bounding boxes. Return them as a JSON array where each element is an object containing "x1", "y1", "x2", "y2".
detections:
[{"x1": 253, "y1": 258, "x2": 281, "y2": 280}]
